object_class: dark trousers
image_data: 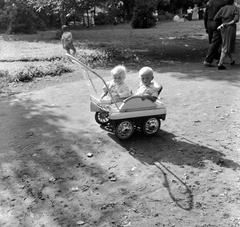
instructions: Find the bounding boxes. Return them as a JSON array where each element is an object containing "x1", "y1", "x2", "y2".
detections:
[
  {"x1": 205, "y1": 20, "x2": 222, "y2": 63},
  {"x1": 188, "y1": 13, "x2": 192, "y2": 21}
]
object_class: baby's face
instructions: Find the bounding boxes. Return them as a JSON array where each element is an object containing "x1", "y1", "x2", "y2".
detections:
[
  {"x1": 140, "y1": 74, "x2": 153, "y2": 86},
  {"x1": 113, "y1": 73, "x2": 124, "y2": 85}
]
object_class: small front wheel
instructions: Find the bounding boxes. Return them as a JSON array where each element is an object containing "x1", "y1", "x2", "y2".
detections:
[
  {"x1": 95, "y1": 112, "x2": 109, "y2": 124},
  {"x1": 115, "y1": 120, "x2": 134, "y2": 140},
  {"x1": 142, "y1": 117, "x2": 160, "y2": 135}
]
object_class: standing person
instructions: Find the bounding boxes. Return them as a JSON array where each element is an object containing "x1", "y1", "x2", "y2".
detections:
[
  {"x1": 61, "y1": 25, "x2": 76, "y2": 57},
  {"x1": 203, "y1": 0, "x2": 227, "y2": 66},
  {"x1": 198, "y1": 6, "x2": 204, "y2": 20},
  {"x1": 187, "y1": 7, "x2": 193, "y2": 21},
  {"x1": 192, "y1": 4, "x2": 199, "y2": 20},
  {"x1": 214, "y1": 0, "x2": 239, "y2": 70}
]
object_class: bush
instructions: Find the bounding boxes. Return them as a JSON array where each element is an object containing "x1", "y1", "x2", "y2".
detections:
[
  {"x1": 0, "y1": 10, "x2": 10, "y2": 31},
  {"x1": 95, "y1": 12, "x2": 110, "y2": 25},
  {"x1": 10, "y1": 5, "x2": 38, "y2": 34},
  {"x1": 11, "y1": 61, "x2": 73, "y2": 82},
  {"x1": 131, "y1": 0, "x2": 157, "y2": 29}
]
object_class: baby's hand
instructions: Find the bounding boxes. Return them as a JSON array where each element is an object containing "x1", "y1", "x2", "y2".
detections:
[{"x1": 113, "y1": 94, "x2": 120, "y2": 99}]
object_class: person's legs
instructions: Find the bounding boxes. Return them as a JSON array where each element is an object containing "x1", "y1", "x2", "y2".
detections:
[
  {"x1": 66, "y1": 48, "x2": 70, "y2": 54},
  {"x1": 218, "y1": 52, "x2": 226, "y2": 65},
  {"x1": 71, "y1": 46, "x2": 76, "y2": 57},
  {"x1": 228, "y1": 53, "x2": 235, "y2": 65},
  {"x1": 204, "y1": 21, "x2": 222, "y2": 65}
]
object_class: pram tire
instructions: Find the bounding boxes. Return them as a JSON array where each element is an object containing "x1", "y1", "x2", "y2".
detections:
[
  {"x1": 95, "y1": 112, "x2": 109, "y2": 124},
  {"x1": 142, "y1": 117, "x2": 160, "y2": 135}
]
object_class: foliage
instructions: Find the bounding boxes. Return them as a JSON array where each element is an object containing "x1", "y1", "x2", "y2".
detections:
[
  {"x1": 0, "y1": 10, "x2": 10, "y2": 31},
  {"x1": 11, "y1": 61, "x2": 72, "y2": 82},
  {"x1": 95, "y1": 12, "x2": 110, "y2": 25},
  {"x1": 131, "y1": 0, "x2": 157, "y2": 29},
  {"x1": 10, "y1": 5, "x2": 37, "y2": 33}
]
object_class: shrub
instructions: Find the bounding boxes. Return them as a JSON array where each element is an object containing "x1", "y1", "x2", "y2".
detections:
[
  {"x1": 11, "y1": 61, "x2": 73, "y2": 82},
  {"x1": 95, "y1": 12, "x2": 110, "y2": 25},
  {"x1": 10, "y1": 5, "x2": 38, "y2": 34},
  {"x1": 0, "y1": 10, "x2": 10, "y2": 31},
  {"x1": 131, "y1": 0, "x2": 157, "y2": 29}
]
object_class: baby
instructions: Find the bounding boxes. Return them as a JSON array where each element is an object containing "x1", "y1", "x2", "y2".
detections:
[
  {"x1": 135, "y1": 66, "x2": 161, "y2": 102},
  {"x1": 100, "y1": 65, "x2": 132, "y2": 104}
]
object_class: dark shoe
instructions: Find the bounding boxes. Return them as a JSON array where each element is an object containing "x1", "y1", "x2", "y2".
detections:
[
  {"x1": 203, "y1": 61, "x2": 211, "y2": 67},
  {"x1": 218, "y1": 63, "x2": 226, "y2": 70},
  {"x1": 230, "y1": 60, "x2": 235, "y2": 65}
]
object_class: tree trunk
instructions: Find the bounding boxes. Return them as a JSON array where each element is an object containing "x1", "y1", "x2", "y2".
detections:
[{"x1": 60, "y1": 12, "x2": 66, "y2": 26}]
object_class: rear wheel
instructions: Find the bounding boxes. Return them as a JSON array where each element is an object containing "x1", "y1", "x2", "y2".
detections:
[
  {"x1": 142, "y1": 117, "x2": 160, "y2": 135},
  {"x1": 95, "y1": 112, "x2": 109, "y2": 124},
  {"x1": 115, "y1": 120, "x2": 134, "y2": 140}
]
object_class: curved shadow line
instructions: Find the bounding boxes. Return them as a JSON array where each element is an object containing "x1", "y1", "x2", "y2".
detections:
[{"x1": 154, "y1": 161, "x2": 193, "y2": 211}]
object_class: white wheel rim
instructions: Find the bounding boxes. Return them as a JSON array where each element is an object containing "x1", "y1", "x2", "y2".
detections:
[
  {"x1": 144, "y1": 118, "x2": 159, "y2": 134},
  {"x1": 116, "y1": 121, "x2": 134, "y2": 139},
  {"x1": 97, "y1": 112, "x2": 109, "y2": 123}
]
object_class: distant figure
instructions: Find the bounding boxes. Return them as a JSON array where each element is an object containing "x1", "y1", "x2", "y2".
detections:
[
  {"x1": 113, "y1": 17, "x2": 118, "y2": 25},
  {"x1": 192, "y1": 4, "x2": 199, "y2": 20},
  {"x1": 90, "y1": 12, "x2": 95, "y2": 26},
  {"x1": 198, "y1": 7, "x2": 204, "y2": 20},
  {"x1": 83, "y1": 13, "x2": 88, "y2": 27},
  {"x1": 61, "y1": 25, "x2": 76, "y2": 56},
  {"x1": 187, "y1": 7, "x2": 193, "y2": 21}
]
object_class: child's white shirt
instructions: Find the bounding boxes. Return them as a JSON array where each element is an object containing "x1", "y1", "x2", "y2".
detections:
[
  {"x1": 102, "y1": 80, "x2": 132, "y2": 99},
  {"x1": 135, "y1": 81, "x2": 159, "y2": 98},
  {"x1": 61, "y1": 31, "x2": 72, "y2": 45}
]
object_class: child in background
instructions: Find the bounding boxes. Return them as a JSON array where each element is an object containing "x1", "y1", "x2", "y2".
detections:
[
  {"x1": 135, "y1": 66, "x2": 162, "y2": 102},
  {"x1": 61, "y1": 25, "x2": 76, "y2": 56},
  {"x1": 100, "y1": 65, "x2": 132, "y2": 104}
]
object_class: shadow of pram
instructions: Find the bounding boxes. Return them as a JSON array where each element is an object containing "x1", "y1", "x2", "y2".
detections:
[{"x1": 106, "y1": 130, "x2": 240, "y2": 210}]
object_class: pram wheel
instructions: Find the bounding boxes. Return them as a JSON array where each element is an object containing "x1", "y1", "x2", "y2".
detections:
[
  {"x1": 142, "y1": 117, "x2": 160, "y2": 135},
  {"x1": 115, "y1": 120, "x2": 134, "y2": 140},
  {"x1": 95, "y1": 112, "x2": 109, "y2": 124}
]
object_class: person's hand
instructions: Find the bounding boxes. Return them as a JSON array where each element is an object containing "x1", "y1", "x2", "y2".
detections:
[
  {"x1": 217, "y1": 23, "x2": 227, "y2": 30},
  {"x1": 113, "y1": 94, "x2": 120, "y2": 99}
]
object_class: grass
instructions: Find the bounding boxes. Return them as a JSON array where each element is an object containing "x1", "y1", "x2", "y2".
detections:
[{"x1": 0, "y1": 20, "x2": 221, "y2": 86}]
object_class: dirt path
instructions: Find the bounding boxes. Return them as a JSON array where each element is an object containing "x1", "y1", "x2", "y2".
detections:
[{"x1": 1, "y1": 60, "x2": 240, "y2": 227}]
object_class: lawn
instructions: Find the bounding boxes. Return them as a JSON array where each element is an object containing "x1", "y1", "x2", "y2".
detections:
[
  {"x1": 1, "y1": 19, "x2": 239, "y2": 86},
  {"x1": 0, "y1": 20, "x2": 210, "y2": 87}
]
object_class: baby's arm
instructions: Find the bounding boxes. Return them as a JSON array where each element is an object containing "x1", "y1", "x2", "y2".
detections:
[
  {"x1": 141, "y1": 95, "x2": 157, "y2": 102},
  {"x1": 100, "y1": 88, "x2": 108, "y2": 99},
  {"x1": 100, "y1": 82, "x2": 110, "y2": 99}
]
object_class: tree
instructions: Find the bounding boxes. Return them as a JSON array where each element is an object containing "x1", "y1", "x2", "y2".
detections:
[
  {"x1": 131, "y1": 0, "x2": 157, "y2": 29},
  {"x1": 26, "y1": 0, "x2": 109, "y2": 26}
]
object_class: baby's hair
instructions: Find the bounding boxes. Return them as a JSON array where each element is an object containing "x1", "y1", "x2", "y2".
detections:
[
  {"x1": 111, "y1": 65, "x2": 127, "y2": 79},
  {"x1": 62, "y1": 25, "x2": 69, "y2": 31},
  {"x1": 139, "y1": 66, "x2": 154, "y2": 79}
]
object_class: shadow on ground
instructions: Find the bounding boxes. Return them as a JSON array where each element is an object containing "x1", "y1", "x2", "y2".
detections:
[
  {"x1": 0, "y1": 97, "x2": 132, "y2": 227},
  {"x1": 107, "y1": 128, "x2": 240, "y2": 211}
]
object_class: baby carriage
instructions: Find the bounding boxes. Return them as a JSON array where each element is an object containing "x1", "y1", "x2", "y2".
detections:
[{"x1": 66, "y1": 54, "x2": 167, "y2": 140}]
